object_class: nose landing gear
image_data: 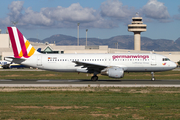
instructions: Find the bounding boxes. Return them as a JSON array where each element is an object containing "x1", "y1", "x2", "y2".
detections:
[{"x1": 151, "y1": 72, "x2": 155, "y2": 81}]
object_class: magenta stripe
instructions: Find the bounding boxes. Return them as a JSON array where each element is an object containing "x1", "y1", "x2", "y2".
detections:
[
  {"x1": 17, "y1": 28, "x2": 28, "y2": 57},
  {"x1": 7, "y1": 27, "x2": 20, "y2": 58}
]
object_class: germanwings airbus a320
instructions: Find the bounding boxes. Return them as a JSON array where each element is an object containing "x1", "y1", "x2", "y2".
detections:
[{"x1": 5, "y1": 27, "x2": 177, "y2": 81}]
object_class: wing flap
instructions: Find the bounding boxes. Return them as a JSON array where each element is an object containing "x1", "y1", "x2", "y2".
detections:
[{"x1": 72, "y1": 61, "x2": 107, "y2": 73}]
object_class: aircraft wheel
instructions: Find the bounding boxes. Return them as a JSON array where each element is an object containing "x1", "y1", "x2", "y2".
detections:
[
  {"x1": 91, "y1": 76, "x2": 98, "y2": 81},
  {"x1": 151, "y1": 77, "x2": 155, "y2": 81}
]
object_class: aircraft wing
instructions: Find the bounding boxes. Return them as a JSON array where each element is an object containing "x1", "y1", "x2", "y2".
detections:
[{"x1": 72, "y1": 61, "x2": 107, "y2": 73}]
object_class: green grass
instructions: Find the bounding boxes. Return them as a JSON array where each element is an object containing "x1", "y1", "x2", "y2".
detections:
[
  {"x1": 0, "y1": 87, "x2": 180, "y2": 119},
  {"x1": 0, "y1": 70, "x2": 179, "y2": 119},
  {"x1": 0, "y1": 70, "x2": 179, "y2": 80}
]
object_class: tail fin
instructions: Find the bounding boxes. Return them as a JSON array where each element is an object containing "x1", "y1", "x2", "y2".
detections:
[{"x1": 7, "y1": 27, "x2": 37, "y2": 58}]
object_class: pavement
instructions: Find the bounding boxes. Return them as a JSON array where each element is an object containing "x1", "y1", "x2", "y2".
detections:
[
  {"x1": 0, "y1": 68, "x2": 179, "y2": 87},
  {"x1": 0, "y1": 79, "x2": 180, "y2": 87}
]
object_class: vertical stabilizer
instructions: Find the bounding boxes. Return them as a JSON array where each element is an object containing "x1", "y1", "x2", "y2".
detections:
[{"x1": 7, "y1": 27, "x2": 37, "y2": 58}]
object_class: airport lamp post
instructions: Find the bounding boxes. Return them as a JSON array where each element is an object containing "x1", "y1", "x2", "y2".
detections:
[
  {"x1": 77, "y1": 23, "x2": 80, "y2": 46},
  {"x1": 114, "y1": 42, "x2": 118, "y2": 49},
  {"x1": 12, "y1": 21, "x2": 18, "y2": 27},
  {"x1": 86, "y1": 29, "x2": 88, "y2": 46}
]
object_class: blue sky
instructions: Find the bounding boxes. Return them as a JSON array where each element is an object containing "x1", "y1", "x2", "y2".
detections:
[{"x1": 0, "y1": 0, "x2": 180, "y2": 41}]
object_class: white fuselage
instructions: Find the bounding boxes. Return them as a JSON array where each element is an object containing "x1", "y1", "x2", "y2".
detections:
[{"x1": 20, "y1": 53, "x2": 176, "y2": 73}]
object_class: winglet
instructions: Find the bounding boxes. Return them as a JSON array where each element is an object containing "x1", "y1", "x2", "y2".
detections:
[{"x1": 7, "y1": 27, "x2": 37, "y2": 58}]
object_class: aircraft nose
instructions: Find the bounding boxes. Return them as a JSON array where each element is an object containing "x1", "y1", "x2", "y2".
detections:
[{"x1": 171, "y1": 62, "x2": 177, "y2": 68}]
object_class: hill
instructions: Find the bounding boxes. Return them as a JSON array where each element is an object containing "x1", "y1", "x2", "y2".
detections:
[{"x1": 28, "y1": 35, "x2": 180, "y2": 51}]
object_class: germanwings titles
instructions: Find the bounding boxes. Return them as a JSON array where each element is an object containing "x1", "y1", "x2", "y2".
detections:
[{"x1": 5, "y1": 27, "x2": 177, "y2": 81}]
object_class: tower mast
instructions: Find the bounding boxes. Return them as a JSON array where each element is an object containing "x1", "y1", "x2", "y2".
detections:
[{"x1": 128, "y1": 13, "x2": 147, "y2": 51}]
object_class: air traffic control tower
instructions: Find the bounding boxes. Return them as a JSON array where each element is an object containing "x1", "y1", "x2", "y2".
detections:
[{"x1": 128, "y1": 13, "x2": 147, "y2": 51}]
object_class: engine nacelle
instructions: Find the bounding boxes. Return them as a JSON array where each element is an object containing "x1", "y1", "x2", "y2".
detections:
[{"x1": 101, "y1": 67, "x2": 124, "y2": 78}]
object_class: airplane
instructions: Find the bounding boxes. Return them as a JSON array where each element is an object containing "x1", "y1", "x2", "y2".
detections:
[
  {"x1": 0, "y1": 60, "x2": 27, "y2": 69},
  {"x1": 0, "y1": 60, "x2": 11, "y2": 69},
  {"x1": 4, "y1": 27, "x2": 177, "y2": 81}
]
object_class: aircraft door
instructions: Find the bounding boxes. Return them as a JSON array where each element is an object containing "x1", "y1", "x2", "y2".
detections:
[
  {"x1": 151, "y1": 54, "x2": 156, "y2": 66},
  {"x1": 37, "y1": 55, "x2": 42, "y2": 66}
]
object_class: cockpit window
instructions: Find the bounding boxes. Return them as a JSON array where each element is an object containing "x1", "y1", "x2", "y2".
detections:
[{"x1": 162, "y1": 58, "x2": 170, "y2": 61}]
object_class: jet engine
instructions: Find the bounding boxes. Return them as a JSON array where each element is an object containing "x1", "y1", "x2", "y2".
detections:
[{"x1": 101, "y1": 67, "x2": 124, "y2": 78}]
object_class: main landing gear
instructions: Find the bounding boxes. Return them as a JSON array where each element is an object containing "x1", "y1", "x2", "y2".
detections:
[
  {"x1": 151, "y1": 72, "x2": 155, "y2": 81},
  {"x1": 91, "y1": 75, "x2": 98, "y2": 81},
  {"x1": 91, "y1": 72, "x2": 99, "y2": 81},
  {"x1": 91, "y1": 73, "x2": 98, "y2": 81}
]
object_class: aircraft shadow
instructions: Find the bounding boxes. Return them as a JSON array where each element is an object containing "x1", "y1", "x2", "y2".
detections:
[{"x1": 78, "y1": 79, "x2": 159, "y2": 82}]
